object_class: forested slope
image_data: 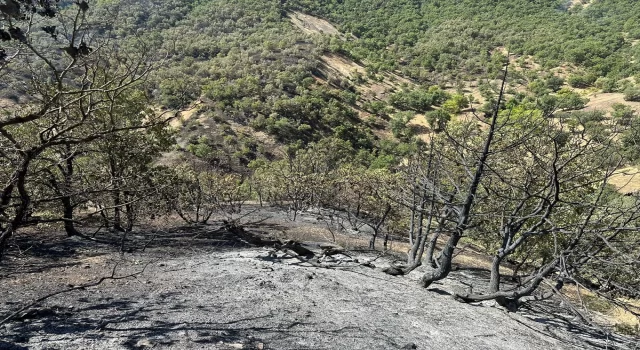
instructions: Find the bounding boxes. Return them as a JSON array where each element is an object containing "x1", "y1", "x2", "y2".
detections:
[
  {"x1": 290, "y1": 0, "x2": 640, "y2": 81},
  {"x1": 2, "y1": 0, "x2": 640, "y2": 339},
  {"x1": 89, "y1": 0, "x2": 640, "y2": 162}
]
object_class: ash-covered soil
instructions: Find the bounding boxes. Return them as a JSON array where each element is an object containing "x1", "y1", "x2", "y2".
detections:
[{"x1": 0, "y1": 208, "x2": 637, "y2": 350}]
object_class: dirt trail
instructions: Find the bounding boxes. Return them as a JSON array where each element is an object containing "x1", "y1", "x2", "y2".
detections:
[{"x1": 584, "y1": 93, "x2": 640, "y2": 112}]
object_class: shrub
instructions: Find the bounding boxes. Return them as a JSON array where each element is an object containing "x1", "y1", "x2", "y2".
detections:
[
  {"x1": 567, "y1": 73, "x2": 596, "y2": 88},
  {"x1": 425, "y1": 110, "x2": 451, "y2": 131},
  {"x1": 623, "y1": 86, "x2": 640, "y2": 102},
  {"x1": 556, "y1": 89, "x2": 588, "y2": 110},
  {"x1": 594, "y1": 77, "x2": 618, "y2": 93},
  {"x1": 611, "y1": 103, "x2": 636, "y2": 125}
]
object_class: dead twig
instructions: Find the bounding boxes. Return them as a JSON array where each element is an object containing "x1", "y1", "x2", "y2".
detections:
[{"x1": 0, "y1": 260, "x2": 152, "y2": 326}]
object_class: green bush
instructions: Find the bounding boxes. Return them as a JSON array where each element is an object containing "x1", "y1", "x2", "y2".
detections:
[
  {"x1": 556, "y1": 89, "x2": 588, "y2": 110},
  {"x1": 611, "y1": 103, "x2": 636, "y2": 125},
  {"x1": 425, "y1": 110, "x2": 451, "y2": 132},
  {"x1": 568, "y1": 73, "x2": 597, "y2": 88},
  {"x1": 594, "y1": 77, "x2": 618, "y2": 93},
  {"x1": 623, "y1": 86, "x2": 640, "y2": 102}
]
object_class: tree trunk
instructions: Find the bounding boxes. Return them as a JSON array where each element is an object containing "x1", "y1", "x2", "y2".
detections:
[
  {"x1": 112, "y1": 191, "x2": 124, "y2": 232},
  {"x1": 489, "y1": 254, "x2": 504, "y2": 293},
  {"x1": 124, "y1": 191, "x2": 134, "y2": 232},
  {"x1": 454, "y1": 258, "x2": 559, "y2": 310},
  {"x1": 407, "y1": 205, "x2": 425, "y2": 265},
  {"x1": 420, "y1": 63, "x2": 508, "y2": 288},
  {"x1": 406, "y1": 140, "x2": 438, "y2": 270},
  {"x1": 424, "y1": 228, "x2": 442, "y2": 268},
  {"x1": 421, "y1": 229, "x2": 462, "y2": 287},
  {"x1": 408, "y1": 181, "x2": 417, "y2": 246},
  {"x1": 369, "y1": 233, "x2": 377, "y2": 250},
  {"x1": 0, "y1": 156, "x2": 33, "y2": 260},
  {"x1": 383, "y1": 233, "x2": 389, "y2": 251},
  {"x1": 109, "y1": 156, "x2": 124, "y2": 232},
  {"x1": 61, "y1": 196, "x2": 80, "y2": 236},
  {"x1": 424, "y1": 203, "x2": 451, "y2": 267}
]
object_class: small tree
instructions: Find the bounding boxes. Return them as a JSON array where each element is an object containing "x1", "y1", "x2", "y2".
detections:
[
  {"x1": 161, "y1": 165, "x2": 251, "y2": 225},
  {"x1": 612, "y1": 103, "x2": 636, "y2": 126},
  {"x1": 328, "y1": 164, "x2": 399, "y2": 250},
  {"x1": 425, "y1": 110, "x2": 451, "y2": 132},
  {"x1": 623, "y1": 86, "x2": 640, "y2": 102},
  {"x1": 0, "y1": 1, "x2": 172, "y2": 255}
]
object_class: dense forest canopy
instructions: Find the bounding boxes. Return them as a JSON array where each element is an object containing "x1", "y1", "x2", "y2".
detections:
[{"x1": 289, "y1": 0, "x2": 640, "y2": 80}]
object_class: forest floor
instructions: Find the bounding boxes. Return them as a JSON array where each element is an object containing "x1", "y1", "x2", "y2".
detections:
[{"x1": 0, "y1": 206, "x2": 638, "y2": 350}]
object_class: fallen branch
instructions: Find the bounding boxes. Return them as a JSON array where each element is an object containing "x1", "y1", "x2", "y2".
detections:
[{"x1": 0, "y1": 260, "x2": 151, "y2": 326}]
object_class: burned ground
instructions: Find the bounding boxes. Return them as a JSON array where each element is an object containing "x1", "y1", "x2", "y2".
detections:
[{"x1": 0, "y1": 207, "x2": 637, "y2": 350}]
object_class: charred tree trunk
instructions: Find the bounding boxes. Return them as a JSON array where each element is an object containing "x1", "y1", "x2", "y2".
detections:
[
  {"x1": 0, "y1": 154, "x2": 33, "y2": 260},
  {"x1": 421, "y1": 228, "x2": 463, "y2": 287},
  {"x1": 109, "y1": 157, "x2": 124, "y2": 232},
  {"x1": 61, "y1": 195, "x2": 80, "y2": 236},
  {"x1": 124, "y1": 190, "x2": 135, "y2": 232},
  {"x1": 408, "y1": 181, "x2": 417, "y2": 246},
  {"x1": 369, "y1": 204, "x2": 392, "y2": 251},
  {"x1": 407, "y1": 200, "x2": 426, "y2": 265},
  {"x1": 60, "y1": 148, "x2": 80, "y2": 236},
  {"x1": 489, "y1": 254, "x2": 504, "y2": 293},
  {"x1": 454, "y1": 258, "x2": 560, "y2": 310},
  {"x1": 111, "y1": 191, "x2": 124, "y2": 232},
  {"x1": 406, "y1": 140, "x2": 437, "y2": 269},
  {"x1": 421, "y1": 63, "x2": 508, "y2": 288}
]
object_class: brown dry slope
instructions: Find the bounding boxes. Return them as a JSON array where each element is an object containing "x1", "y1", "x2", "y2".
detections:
[
  {"x1": 288, "y1": 11, "x2": 342, "y2": 37},
  {"x1": 609, "y1": 167, "x2": 640, "y2": 194},
  {"x1": 584, "y1": 93, "x2": 640, "y2": 112}
]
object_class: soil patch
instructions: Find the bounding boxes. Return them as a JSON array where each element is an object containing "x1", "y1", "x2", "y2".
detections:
[
  {"x1": 288, "y1": 11, "x2": 341, "y2": 36},
  {"x1": 584, "y1": 93, "x2": 640, "y2": 112}
]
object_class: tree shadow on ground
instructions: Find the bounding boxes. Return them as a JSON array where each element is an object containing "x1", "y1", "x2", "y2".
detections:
[
  {"x1": 0, "y1": 223, "x2": 279, "y2": 289},
  {"x1": 0, "y1": 296, "x2": 405, "y2": 350},
  {"x1": 518, "y1": 302, "x2": 638, "y2": 350}
]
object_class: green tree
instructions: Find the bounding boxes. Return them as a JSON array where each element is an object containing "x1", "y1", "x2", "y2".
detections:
[
  {"x1": 623, "y1": 86, "x2": 640, "y2": 102},
  {"x1": 390, "y1": 112, "x2": 415, "y2": 141},
  {"x1": 441, "y1": 94, "x2": 469, "y2": 115},
  {"x1": 425, "y1": 110, "x2": 451, "y2": 132}
]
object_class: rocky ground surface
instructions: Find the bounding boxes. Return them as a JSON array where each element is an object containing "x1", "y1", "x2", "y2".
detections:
[{"x1": 0, "y1": 208, "x2": 638, "y2": 350}]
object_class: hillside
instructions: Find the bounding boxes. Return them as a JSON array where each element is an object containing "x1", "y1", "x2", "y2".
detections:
[
  {"x1": 1, "y1": 0, "x2": 640, "y2": 348},
  {"x1": 99, "y1": 0, "x2": 640, "y2": 168},
  {"x1": 1, "y1": 208, "x2": 637, "y2": 350}
]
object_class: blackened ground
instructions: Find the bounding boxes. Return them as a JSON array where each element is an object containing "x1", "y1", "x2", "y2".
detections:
[{"x1": 0, "y1": 207, "x2": 637, "y2": 350}]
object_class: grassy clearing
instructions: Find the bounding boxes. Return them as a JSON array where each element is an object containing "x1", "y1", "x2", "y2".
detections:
[{"x1": 609, "y1": 167, "x2": 640, "y2": 193}]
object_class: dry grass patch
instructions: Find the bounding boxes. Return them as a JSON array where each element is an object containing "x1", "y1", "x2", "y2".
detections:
[
  {"x1": 584, "y1": 93, "x2": 640, "y2": 113},
  {"x1": 320, "y1": 54, "x2": 366, "y2": 79},
  {"x1": 609, "y1": 167, "x2": 640, "y2": 193},
  {"x1": 568, "y1": 0, "x2": 594, "y2": 10},
  {"x1": 562, "y1": 284, "x2": 640, "y2": 335},
  {"x1": 288, "y1": 11, "x2": 341, "y2": 36}
]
